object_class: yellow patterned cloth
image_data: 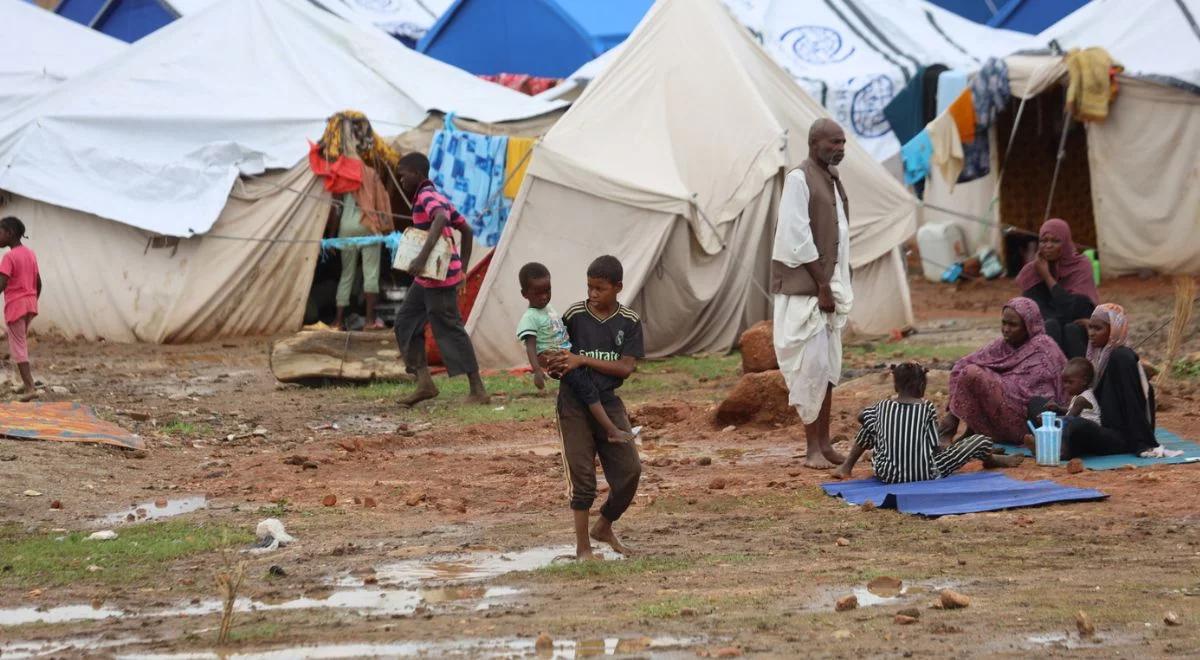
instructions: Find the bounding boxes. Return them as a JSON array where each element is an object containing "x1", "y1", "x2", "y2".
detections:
[{"x1": 316, "y1": 110, "x2": 400, "y2": 170}]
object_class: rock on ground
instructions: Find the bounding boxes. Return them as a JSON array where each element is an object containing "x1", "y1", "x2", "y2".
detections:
[
  {"x1": 715, "y1": 370, "x2": 793, "y2": 426},
  {"x1": 939, "y1": 589, "x2": 970, "y2": 609},
  {"x1": 739, "y1": 321, "x2": 777, "y2": 373},
  {"x1": 630, "y1": 401, "x2": 692, "y2": 427}
]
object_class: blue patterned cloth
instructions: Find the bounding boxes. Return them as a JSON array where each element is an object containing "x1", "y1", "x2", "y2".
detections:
[
  {"x1": 958, "y1": 125, "x2": 990, "y2": 184},
  {"x1": 429, "y1": 114, "x2": 509, "y2": 248},
  {"x1": 971, "y1": 58, "x2": 1011, "y2": 129},
  {"x1": 901, "y1": 130, "x2": 934, "y2": 186},
  {"x1": 320, "y1": 232, "x2": 402, "y2": 263}
]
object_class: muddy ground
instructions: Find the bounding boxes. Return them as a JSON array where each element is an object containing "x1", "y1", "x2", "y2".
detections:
[{"x1": 2, "y1": 275, "x2": 1199, "y2": 659}]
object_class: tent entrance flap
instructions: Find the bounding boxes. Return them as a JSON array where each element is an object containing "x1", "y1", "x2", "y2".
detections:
[{"x1": 996, "y1": 86, "x2": 1094, "y2": 271}]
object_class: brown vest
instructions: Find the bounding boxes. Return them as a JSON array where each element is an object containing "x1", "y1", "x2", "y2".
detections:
[{"x1": 769, "y1": 158, "x2": 848, "y2": 297}]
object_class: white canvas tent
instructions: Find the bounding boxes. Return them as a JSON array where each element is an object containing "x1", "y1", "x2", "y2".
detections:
[
  {"x1": 551, "y1": 0, "x2": 1034, "y2": 162},
  {"x1": 0, "y1": 1, "x2": 125, "y2": 119},
  {"x1": 0, "y1": 0, "x2": 562, "y2": 343},
  {"x1": 0, "y1": 0, "x2": 560, "y2": 239},
  {"x1": 467, "y1": 0, "x2": 918, "y2": 369},
  {"x1": 923, "y1": 0, "x2": 1200, "y2": 276}
]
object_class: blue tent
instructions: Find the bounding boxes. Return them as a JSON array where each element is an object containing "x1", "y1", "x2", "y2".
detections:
[
  {"x1": 53, "y1": 0, "x2": 179, "y2": 42},
  {"x1": 928, "y1": 0, "x2": 1091, "y2": 34},
  {"x1": 416, "y1": 0, "x2": 653, "y2": 78}
]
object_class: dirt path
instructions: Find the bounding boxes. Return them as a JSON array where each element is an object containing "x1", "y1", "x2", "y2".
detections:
[{"x1": 2, "y1": 275, "x2": 1198, "y2": 658}]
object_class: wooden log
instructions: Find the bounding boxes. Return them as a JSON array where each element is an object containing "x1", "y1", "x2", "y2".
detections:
[{"x1": 269, "y1": 331, "x2": 414, "y2": 383}]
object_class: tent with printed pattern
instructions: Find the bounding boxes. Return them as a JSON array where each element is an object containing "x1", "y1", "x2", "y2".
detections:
[{"x1": 467, "y1": 0, "x2": 919, "y2": 369}]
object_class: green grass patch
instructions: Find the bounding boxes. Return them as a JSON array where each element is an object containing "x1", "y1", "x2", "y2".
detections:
[
  {"x1": 160, "y1": 420, "x2": 208, "y2": 437},
  {"x1": 639, "y1": 354, "x2": 741, "y2": 381},
  {"x1": 846, "y1": 343, "x2": 975, "y2": 363},
  {"x1": 534, "y1": 555, "x2": 692, "y2": 580},
  {"x1": 1172, "y1": 358, "x2": 1200, "y2": 380},
  {"x1": 635, "y1": 595, "x2": 706, "y2": 619},
  {"x1": 256, "y1": 499, "x2": 290, "y2": 518},
  {"x1": 227, "y1": 621, "x2": 283, "y2": 643},
  {"x1": 703, "y1": 553, "x2": 761, "y2": 566},
  {"x1": 353, "y1": 354, "x2": 740, "y2": 424},
  {"x1": 0, "y1": 521, "x2": 253, "y2": 587}
]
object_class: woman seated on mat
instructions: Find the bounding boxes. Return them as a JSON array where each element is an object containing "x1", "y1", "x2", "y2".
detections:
[
  {"x1": 1028, "y1": 303, "x2": 1160, "y2": 458},
  {"x1": 939, "y1": 298, "x2": 1066, "y2": 446},
  {"x1": 834, "y1": 362, "x2": 1022, "y2": 483},
  {"x1": 1015, "y1": 219, "x2": 1097, "y2": 358}
]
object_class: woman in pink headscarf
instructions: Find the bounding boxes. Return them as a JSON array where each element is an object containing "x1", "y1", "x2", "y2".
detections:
[
  {"x1": 1015, "y1": 219, "x2": 1098, "y2": 358},
  {"x1": 940, "y1": 298, "x2": 1067, "y2": 445},
  {"x1": 1081, "y1": 304, "x2": 1157, "y2": 453}
]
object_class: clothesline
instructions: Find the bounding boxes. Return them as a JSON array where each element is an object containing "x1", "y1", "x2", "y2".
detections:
[
  {"x1": 920, "y1": 200, "x2": 1099, "y2": 254},
  {"x1": 203, "y1": 140, "x2": 540, "y2": 248}
]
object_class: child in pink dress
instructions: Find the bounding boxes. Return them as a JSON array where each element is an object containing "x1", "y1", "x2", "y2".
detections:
[{"x1": 0, "y1": 217, "x2": 41, "y2": 401}]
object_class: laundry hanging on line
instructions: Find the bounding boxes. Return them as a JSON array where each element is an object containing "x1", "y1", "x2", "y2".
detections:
[
  {"x1": 504, "y1": 137, "x2": 536, "y2": 200},
  {"x1": 429, "y1": 113, "x2": 510, "y2": 248},
  {"x1": 478, "y1": 73, "x2": 560, "y2": 96}
]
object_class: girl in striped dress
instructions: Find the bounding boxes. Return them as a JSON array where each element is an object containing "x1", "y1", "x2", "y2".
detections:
[{"x1": 833, "y1": 363, "x2": 1023, "y2": 484}]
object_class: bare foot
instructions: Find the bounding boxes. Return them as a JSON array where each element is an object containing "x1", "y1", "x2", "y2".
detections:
[
  {"x1": 804, "y1": 454, "x2": 837, "y2": 470},
  {"x1": 831, "y1": 466, "x2": 851, "y2": 480},
  {"x1": 590, "y1": 525, "x2": 632, "y2": 556},
  {"x1": 983, "y1": 454, "x2": 1024, "y2": 469},
  {"x1": 822, "y1": 447, "x2": 846, "y2": 465},
  {"x1": 465, "y1": 393, "x2": 492, "y2": 405},
  {"x1": 399, "y1": 384, "x2": 439, "y2": 408},
  {"x1": 1021, "y1": 434, "x2": 1036, "y2": 452},
  {"x1": 607, "y1": 429, "x2": 635, "y2": 444},
  {"x1": 575, "y1": 547, "x2": 601, "y2": 561},
  {"x1": 17, "y1": 390, "x2": 39, "y2": 403}
]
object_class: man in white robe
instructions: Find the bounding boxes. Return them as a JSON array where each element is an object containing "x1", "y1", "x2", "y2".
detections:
[{"x1": 772, "y1": 119, "x2": 853, "y2": 469}]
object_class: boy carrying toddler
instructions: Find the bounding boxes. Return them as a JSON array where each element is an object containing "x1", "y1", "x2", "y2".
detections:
[{"x1": 516, "y1": 262, "x2": 634, "y2": 444}]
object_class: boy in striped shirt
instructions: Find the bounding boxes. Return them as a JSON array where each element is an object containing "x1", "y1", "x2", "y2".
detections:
[
  {"x1": 833, "y1": 363, "x2": 1022, "y2": 483},
  {"x1": 392, "y1": 152, "x2": 489, "y2": 406}
]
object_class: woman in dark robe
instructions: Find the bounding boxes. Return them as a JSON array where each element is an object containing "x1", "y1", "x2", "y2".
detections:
[
  {"x1": 1030, "y1": 303, "x2": 1158, "y2": 458},
  {"x1": 1015, "y1": 219, "x2": 1098, "y2": 358}
]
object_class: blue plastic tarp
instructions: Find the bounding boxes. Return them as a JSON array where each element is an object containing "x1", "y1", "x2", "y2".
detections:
[
  {"x1": 55, "y1": 0, "x2": 177, "y2": 42},
  {"x1": 417, "y1": 0, "x2": 652, "y2": 77},
  {"x1": 927, "y1": 0, "x2": 1091, "y2": 34},
  {"x1": 822, "y1": 471, "x2": 1107, "y2": 517}
]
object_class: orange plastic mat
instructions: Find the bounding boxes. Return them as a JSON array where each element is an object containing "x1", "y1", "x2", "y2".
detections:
[{"x1": 0, "y1": 402, "x2": 144, "y2": 449}]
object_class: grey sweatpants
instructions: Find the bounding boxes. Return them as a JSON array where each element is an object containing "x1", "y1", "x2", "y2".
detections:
[{"x1": 557, "y1": 386, "x2": 641, "y2": 521}]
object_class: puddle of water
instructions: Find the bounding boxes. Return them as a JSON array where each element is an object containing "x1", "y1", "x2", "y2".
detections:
[
  {"x1": 358, "y1": 545, "x2": 618, "y2": 587},
  {"x1": 0, "y1": 601, "x2": 126, "y2": 626},
  {"x1": 0, "y1": 586, "x2": 521, "y2": 627},
  {"x1": 98, "y1": 496, "x2": 208, "y2": 526},
  {"x1": 1025, "y1": 632, "x2": 1111, "y2": 650},
  {"x1": 117, "y1": 635, "x2": 701, "y2": 659},
  {"x1": 805, "y1": 581, "x2": 951, "y2": 611},
  {"x1": 852, "y1": 586, "x2": 907, "y2": 607},
  {"x1": 1, "y1": 635, "x2": 147, "y2": 658},
  {"x1": 865, "y1": 576, "x2": 903, "y2": 598}
]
